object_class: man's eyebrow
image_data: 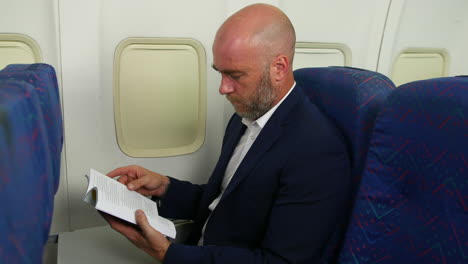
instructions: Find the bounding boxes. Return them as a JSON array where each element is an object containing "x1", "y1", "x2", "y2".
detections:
[{"x1": 211, "y1": 64, "x2": 244, "y2": 75}]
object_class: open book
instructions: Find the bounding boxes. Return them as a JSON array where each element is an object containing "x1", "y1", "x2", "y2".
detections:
[{"x1": 83, "y1": 169, "x2": 176, "y2": 239}]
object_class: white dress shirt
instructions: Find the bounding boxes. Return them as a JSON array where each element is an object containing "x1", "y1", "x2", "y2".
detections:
[{"x1": 199, "y1": 82, "x2": 296, "y2": 245}]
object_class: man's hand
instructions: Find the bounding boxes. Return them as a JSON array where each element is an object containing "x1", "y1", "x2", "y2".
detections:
[
  {"x1": 107, "y1": 165, "x2": 170, "y2": 197},
  {"x1": 100, "y1": 210, "x2": 171, "y2": 262}
]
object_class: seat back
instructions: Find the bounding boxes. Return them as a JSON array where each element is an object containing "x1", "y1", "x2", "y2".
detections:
[
  {"x1": 294, "y1": 67, "x2": 395, "y2": 188},
  {"x1": 1, "y1": 64, "x2": 63, "y2": 190},
  {"x1": 339, "y1": 76, "x2": 468, "y2": 263},
  {"x1": 0, "y1": 64, "x2": 63, "y2": 263},
  {"x1": 294, "y1": 67, "x2": 395, "y2": 261}
]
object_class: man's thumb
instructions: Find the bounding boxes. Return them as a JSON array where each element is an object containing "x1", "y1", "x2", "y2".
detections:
[{"x1": 135, "y1": 210, "x2": 154, "y2": 237}]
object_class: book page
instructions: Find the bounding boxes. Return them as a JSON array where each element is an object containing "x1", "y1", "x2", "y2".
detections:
[{"x1": 84, "y1": 169, "x2": 176, "y2": 239}]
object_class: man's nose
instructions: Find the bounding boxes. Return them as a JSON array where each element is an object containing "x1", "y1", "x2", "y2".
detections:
[{"x1": 219, "y1": 76, "x2": 235, "y2": 95}]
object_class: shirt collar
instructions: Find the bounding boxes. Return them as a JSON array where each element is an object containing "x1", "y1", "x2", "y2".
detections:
[{"x1": 242, "y1": 82, "x2": 296, "y2": 129}]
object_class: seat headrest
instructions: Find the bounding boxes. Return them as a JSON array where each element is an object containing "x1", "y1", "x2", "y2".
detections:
[{"x1": 294, "y1": 66, "x2": 395, "y2": 181}]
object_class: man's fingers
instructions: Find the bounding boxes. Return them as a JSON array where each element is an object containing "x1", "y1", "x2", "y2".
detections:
[
  {"x1": 111, "y1": 221, "x2": 146, "y2": 247},
  {"x1": 107, "y1": 166, "x2": 129, "y2": 178},
  {"x1": 101, "y1": 212, "x2": 135, "y2": 236},
  {"x1": 99, "y1": 211, "x2": 124, "y2": 226},
  {"x1": 135, "y1": 210, "x2": 156, "y2": 238},
  {"x1": 135, "y1": 210, "x2": 170, "y2": 261},
  {"x1": 128, "y1": 177, "x2": 148, "y2": 191},
  {"x1": 117, "y1": 175, "x2": 128, "y2": 184},
  {"x1": 107, "y1": 165, "x2": 137, "y2": 178},
  {"x1": 100, "y1": 212, "x2": 145, "y2": 244}
]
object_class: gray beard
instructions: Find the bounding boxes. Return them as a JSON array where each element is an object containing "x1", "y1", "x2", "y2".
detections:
[{"x1": 237, "y1": 71, "x2": 276, "y2": 121}]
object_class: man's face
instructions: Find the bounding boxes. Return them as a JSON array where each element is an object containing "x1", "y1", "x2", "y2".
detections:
[{"x1": 212, "y1": 40, "x2": 276, "y2": 120}]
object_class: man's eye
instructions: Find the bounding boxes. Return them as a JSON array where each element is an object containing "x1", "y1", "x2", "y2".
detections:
[{"x1": 230, "y1": 75, "x2": 241, "y2": 80}]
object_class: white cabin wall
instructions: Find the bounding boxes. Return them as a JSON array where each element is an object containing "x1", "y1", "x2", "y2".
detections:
[
  {"x1": 281, "y1": 0, "x2": 391, "y2": 71},
  {"x1": 59, "y1": 0, "x2": 228, "y2": 230},
  {"x1": 378, "y1": 0, "x2": 468, "y2": 78}
]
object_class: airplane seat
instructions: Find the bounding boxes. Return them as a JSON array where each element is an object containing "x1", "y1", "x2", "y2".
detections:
[
  {"x1": 293, "y1": 66, "x2": 395, "y2": 261},
  {"x1": 1, "y1": 64, "x2": 63, "y2": 191},
  {"x1": 0, "y1": 64, "x2": 63, "y2": 263},
  {"x1": 338, "y1": 76, "x2": 468, "y2": 263},
  {"x1": 294, "y1": 66, "x2": 396, "y2": 190}
]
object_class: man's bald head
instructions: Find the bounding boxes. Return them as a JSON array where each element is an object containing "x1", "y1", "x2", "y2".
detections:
[
  {"x1": 214, "y1": 3, "x2": 296, "y2": 67},
  {"x1": 212, "y1": 4, "x2": 296, "y2": 120}
]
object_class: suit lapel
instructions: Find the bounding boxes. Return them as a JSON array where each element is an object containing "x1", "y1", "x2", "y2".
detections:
[
  {"x1": 220, "y1": 85, "x2": 303, "y2": 200},
  {"x1": 204, "y1": 117, "x2": 246, "y2": 200}
]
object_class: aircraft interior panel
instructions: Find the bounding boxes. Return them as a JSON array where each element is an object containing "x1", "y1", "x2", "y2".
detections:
[
  {"x1": 391, "y1": 49, "x2": 448, "y2": 86},
  {"x1": 58, "y1": 0, "x2": 226, "y2": 231},
  {"x1": 114, "y1": 38, "x2": 206, "y2": 158},
  {"x1": 281, "y1": 0, "x2": 391, "y2": 71},
  {"x1": 378, "y1": 0, "x2": 468, "y2": 82},
  {"x1": 0, "y1": 34, "x2": 42, "y2": 70},
  {"x1": 293, "y1": 42, "x2": 351, "y2": 70}
]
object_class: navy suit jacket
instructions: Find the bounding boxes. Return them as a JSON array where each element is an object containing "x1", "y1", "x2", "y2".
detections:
[{"x1": 158, "y1": 84, "x2": 351, "y2": 263}]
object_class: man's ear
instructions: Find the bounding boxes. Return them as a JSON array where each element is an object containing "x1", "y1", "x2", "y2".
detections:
[{"x1": 271, "y1": 54, "x2": 290, "y2": 82}]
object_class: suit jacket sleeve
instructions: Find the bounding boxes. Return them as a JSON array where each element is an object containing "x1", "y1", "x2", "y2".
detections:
[
  {"x1": 163, "y1": 141, "x2": 351, "y2": 264},
  {"x1": 157, "y1": 177, "x2": 205, "y2": 220}
]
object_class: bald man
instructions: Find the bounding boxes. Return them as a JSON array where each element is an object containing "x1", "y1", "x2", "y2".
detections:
[{"x1": 103, "y1": 4, "x2": 351, "y2": 263}]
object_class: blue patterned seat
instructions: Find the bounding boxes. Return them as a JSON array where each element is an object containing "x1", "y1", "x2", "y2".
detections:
[
  {"x1": 295, "y1": 67, "x2": 395, "y2": 190},
  {"x1": 1, "y1": 64, "x2": 63, "y2": 191},
  {"x1": 294, "y1": 67, "x2": 395, "y2": 261},
  {"x1": 339, "y1": 76, "x2": 468, "y2": 263},
  {"x1": 0, "y1": 64, "x2": 63, "y2": 263}
]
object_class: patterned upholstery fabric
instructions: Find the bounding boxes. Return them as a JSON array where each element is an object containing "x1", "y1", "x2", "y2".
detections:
[
  {"x1": 294, "y1": 67, "x2": 395, "y2": 262},
  {"x1": 294, "y1": 67, "x2": 395, "y2": 188},
  {"x1": 339, "y1": 76, "x2": 468, "y2": 263},
  {"x1": 0, "y1": 64, "x2": 63, "y2": 263},
  {"x1": 1, "y1": 64, "x2": 63, "y2": 191}
]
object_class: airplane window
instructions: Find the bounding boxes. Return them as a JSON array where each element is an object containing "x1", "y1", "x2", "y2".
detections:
[
  {"x1": 293, "y1": 42, "x2": 351, "y2": 70},
  {"x1": 391, "y1": 49, "x2": 448, "y2": 86},
  {"x1": 113, "y1": 38, "x2": 206, "y2": 157},
  {"x1": 0, "y1": 34, "x2": 42, "y2": 70}
]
